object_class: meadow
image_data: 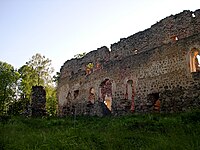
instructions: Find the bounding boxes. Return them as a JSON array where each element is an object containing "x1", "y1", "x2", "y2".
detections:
[{"x1": 1, "y1": 110, "x2": 200, "y2": 150}]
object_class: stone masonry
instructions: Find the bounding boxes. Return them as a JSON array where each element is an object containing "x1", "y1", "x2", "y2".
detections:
[
  {"x1": 58, "y1": 9, "x2": 200, "y2": 116},
  {"x1": 31, "y1": 86, "x2": 46, "y2": 117}
]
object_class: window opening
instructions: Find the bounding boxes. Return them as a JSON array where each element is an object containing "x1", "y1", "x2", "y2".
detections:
[
  {"x1": 104, "y1": 95, "x2": 112, "y2": 111},
  {"x1": 74, "y1": 90, "x2": 79, "y2": 99},
  {"x1": 170, "y1": 35, "x2": 178, "y2": 41},
  {"x1": 88, "y1": 88, "x2": 95, "y2": 104},
  {"x1": 99, "y1": 79, "x2": 112, "y2": 111},
  {"x1": 134, "y1": 49, "x2": 138, "y2": 54},
  {"x1": 190, "y1": 49, "x2": 200, "y2": 72},
  {"x1": 196, "y1": 55, "x2": 200, "y2": 71}
]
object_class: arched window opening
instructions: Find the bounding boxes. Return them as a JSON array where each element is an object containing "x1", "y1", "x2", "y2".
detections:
[
  {"x1": 88, "y1": 87, "x2": 95, "y2": 104},
  {"x1": 99, "y1": 79, "x2": 112, "y2": 111},
  {"x1": 74, "y1": 90, "x2": 79, "y2": 99},
  {"x1": 196, "y1": 55, "x2": 200, "y2": 72},
  {"x1": 190, "y1": 48, "x2": 200, "y2": 72}
]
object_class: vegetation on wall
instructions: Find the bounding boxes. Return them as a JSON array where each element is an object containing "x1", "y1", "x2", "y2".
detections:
[{"x1": 74, "y1": 52, "x2": 86, "y2": 59}]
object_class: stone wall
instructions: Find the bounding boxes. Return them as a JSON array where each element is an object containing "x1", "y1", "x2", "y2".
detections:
[
  {"x1": 31, "y1": 86, "x2": 46, "y2": 117},
  {"x1": 110, "y1": 9, "x2": 200, "y2": 60},
  {"x1": 60, "y1": 46, "x2": 110, "y2": 80},
  {"x1": 58, "y1": 9, "x2": 200, "y2": 116}
]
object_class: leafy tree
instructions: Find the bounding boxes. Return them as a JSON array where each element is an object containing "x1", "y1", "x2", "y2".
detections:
[
  {"x1": 0, "y1": 61, "x2": 19, "y2": 115},
  {"x1": 18, "y1": 53, "x2": 57, "y2": 116},
  {"x1": 17, "y1": 65, "x2": 37, "y2": 113},
  {"x1": 7, "y1": 100, "x2": 24, "y2": 115},
  {"x1": 26, "y1": 53, "x2": 54, "y2": 86},
  {"x1": 45, "y1": 86, "x2": 57, "y2": 116},
  {"x1": 18, "y1": 53, "x2": 54, "y2": 102},
  {"x1": 53, "y1": 72, "x2": 60, "y2": 85},
  {"x1": 18, "y1": 65, "x2": 37, "y2": 100}
]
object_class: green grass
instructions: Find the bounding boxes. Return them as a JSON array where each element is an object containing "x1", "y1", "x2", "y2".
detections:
[{"x1": 1, "y1": 110, "x2": 200, "y2": 150}]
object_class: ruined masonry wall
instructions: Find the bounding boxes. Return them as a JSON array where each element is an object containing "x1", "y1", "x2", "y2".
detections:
[
  {"x1": 111, "y1": 9, "x2": 200, "y2": 60},
  {"x1": 58, "y1": 10, "x2": 200, "y2": 116},
  {"x1": 60, "y1": 46, "x2": 110, "y2": 80},
  {"x1": 31, "y1": 86, "x2": 46, "y2": 116},
  {"x1": 60, "y1": 9, "x2": 200, "y2": 80}
]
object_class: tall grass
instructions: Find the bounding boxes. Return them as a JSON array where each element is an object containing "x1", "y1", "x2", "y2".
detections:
[{"x1": 1, "y1": 110, "x2": 200, "y2": 150}]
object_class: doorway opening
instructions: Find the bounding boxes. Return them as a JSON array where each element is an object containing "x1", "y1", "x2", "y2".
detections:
[
  {"x1": 147, "y1": 93, "x2": 160, "y2": 112},
  {"x1": 99, "y1": 79, "x2": 112, "y2": 111}
]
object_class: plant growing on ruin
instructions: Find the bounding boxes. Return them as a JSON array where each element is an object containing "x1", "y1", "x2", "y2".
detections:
[
  {"x1": 74, "y1": 52, "x2": 86, "y2": 59},
  {"x1": 86, "y1": 63, "x2": 94, "y2": 69}
]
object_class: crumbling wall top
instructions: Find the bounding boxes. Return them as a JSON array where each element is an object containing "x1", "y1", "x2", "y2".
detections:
[
  {"x1": 60, "y1": 46, "x2": 110, "y2": 79},
  {"x1": 59, "y1": 9, "x2": 200, "y2": 79},
  {"x1": 110, "y1": 9, "x2": 200, "y2": 60}
]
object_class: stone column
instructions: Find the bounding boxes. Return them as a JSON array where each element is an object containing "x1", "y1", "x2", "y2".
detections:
[{"x1": 31, "y1": 86, "x2": 46, "y2": 117}]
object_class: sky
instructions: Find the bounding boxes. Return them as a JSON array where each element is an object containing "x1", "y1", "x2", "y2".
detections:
[{"x1": 0, "y1": 0, "x2": 200, "y2": 73}]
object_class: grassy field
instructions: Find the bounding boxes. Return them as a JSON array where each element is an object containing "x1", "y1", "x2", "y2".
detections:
[{"x1": 1, "y1": 110, "x2": 200, "y2": 150}]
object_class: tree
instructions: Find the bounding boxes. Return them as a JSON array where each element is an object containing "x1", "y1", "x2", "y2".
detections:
[
  {"x1": 0, "y1": 61, "x2": 19, "y2": 115},
  {"x1": 17, "y1": 65, "x2": 37, "y2": 112},
  {"x1": 26, "y1": 53, "x2": 54, "y2": 86},
  {"x1": 53, "y1": 72, "x2": 60, "y2": 85},
  {"x1": 18, "y1": 65, "x2": 37, "y2": 100},
  {"x1": 45, "y1": 85, "x2": 57, "y2": 116},
  {"x1": 18, "y1": 53, "x2": 57, "y2": 116}
]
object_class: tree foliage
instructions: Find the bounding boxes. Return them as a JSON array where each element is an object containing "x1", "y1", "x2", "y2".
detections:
[
  {"x1": 18, "y1": 53, "x2": 54, "y2": 100},
  {"x1": 0, "y1": 61, "x2": 19, "y2": 115},
  {"x1": 53, "y1": 72, "x2": 60, "y2": 85},
  {"x1": 26, "y1": 53, "x2": 54, "y2": 86},
  {"x1": 1, "y1": 53, "x2": 58, "y2": 116},
  {"x1": 18, "y1": 53, "x2": 57, "y2": 116},
  {"x1": 45, "y1": 86, "x2": 57, "y2": 116},
  {"x1": 18, "y1": 65, "x2": 37, "y2": 102}
]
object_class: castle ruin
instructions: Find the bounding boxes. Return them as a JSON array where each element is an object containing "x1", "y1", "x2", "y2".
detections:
[{"x1": 57, "y1": 10, "x2": 200, "y2": 116}]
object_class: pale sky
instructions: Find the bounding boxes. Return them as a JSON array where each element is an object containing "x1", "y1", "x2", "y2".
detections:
[{"x1": 0, "y1": 0, "x2": 200, "y2": 73}]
